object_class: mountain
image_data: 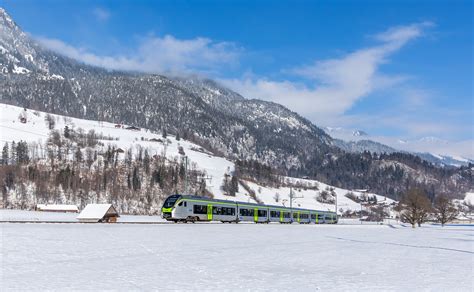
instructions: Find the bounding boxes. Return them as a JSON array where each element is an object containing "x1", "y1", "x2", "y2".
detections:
[
  {"x1": 325, "y1": 127, "x2": 473, "y2": 167},
  {"x1": 0, "y1": 8, "x2": 472, "y2": 200},
  {"x1": 333, "y1": 139, "x2": 398, "y2": 155}
]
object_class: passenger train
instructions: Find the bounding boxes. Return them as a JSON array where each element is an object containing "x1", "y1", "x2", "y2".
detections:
[{"x1": 161, "y1": 194, "x2": 338, "y2": 224}]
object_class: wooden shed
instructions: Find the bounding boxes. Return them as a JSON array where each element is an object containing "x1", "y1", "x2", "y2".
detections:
[{"x1": 77, "y1": 204, "x2": 120, "y2": 223}]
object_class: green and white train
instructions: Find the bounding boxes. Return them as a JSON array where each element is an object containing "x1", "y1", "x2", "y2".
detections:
[{"x1": 161, "y1": 194, "x2": 337, "y2": 224}]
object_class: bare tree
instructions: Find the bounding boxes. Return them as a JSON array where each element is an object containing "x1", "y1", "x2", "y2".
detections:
[
  {"x1": 399, "y1": 188, "x2": 432, "y2": 228},
  {"x1": 44, "y1": 113, "x2": 55, "y2": 130},
  {"x1": 274, "y1": 192, "x2": 280, "y2": 203},
  {"x1": 433, "y1": 195, "x2": 459, "y2": 226}
]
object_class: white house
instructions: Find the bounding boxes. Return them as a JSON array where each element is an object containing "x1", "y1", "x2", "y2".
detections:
[
  {"x1": 77, "y1": 204, "x2": 120, "y2": 223},
  {"x1": 36, "y1": 204, "x2": 79, "y2": 213}
]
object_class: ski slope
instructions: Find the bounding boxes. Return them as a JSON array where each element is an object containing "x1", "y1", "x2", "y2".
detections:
[
  {"x1": 1, "y1": 223, "x2": 472, "y2": 290},
  {"x1": 0, "y1": 103, "x2": 393, "y2": 212}
]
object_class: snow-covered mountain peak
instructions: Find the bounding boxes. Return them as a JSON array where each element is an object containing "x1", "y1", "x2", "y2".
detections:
[
  {"x1": 418, "y1": 136, "x2": 449, "y2": 144},
  {"x1": 352, "y1": 130, "x2": 368, "y2": 137},
  {"x1": 0, "y1": 7, "x2": 50, "y2": 74}
]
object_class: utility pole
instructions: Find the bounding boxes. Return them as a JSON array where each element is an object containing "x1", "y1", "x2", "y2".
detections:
[
  {"x1": 289, "y1": 186, "x2": 303, "y2": 223},
  {"x1": 183, "y1": 155, "x2": 188, "y2": 195},
  {"x1": 290, "y1": 187, "x2": 293, "y2": 219},
  {"x1": 163, "y1": 139, "x2": 170, "y2": 160}
]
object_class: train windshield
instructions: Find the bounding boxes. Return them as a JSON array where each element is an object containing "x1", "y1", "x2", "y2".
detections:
[{"x1": 163, "y1": 195, "x2": 181, "y2": 208}]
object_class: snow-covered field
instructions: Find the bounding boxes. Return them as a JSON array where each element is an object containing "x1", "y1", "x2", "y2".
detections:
[
  {"x1": 0, "y1": 209, "x2": 166, "y2": 223},
  {"x1": 1, "y1": 223, "x2": 472, "y2": 291}
]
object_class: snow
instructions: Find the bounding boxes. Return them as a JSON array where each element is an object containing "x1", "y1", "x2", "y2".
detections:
[
  {"x1": 0, "y1": 209, "x2": 166, "y2": 223},
  {"x1": 25, "y1": 54, "x2": 33, "y2": 62},
  {"x1": 77, "y1": 204, "x2": 116, "y2": 221},
  {"x1": 1, "y1": 223, "x2": 472, "y2": 290},
  {"x1": 0, "y1": 45, "x2": 8, "y2": 54},
  {"x1": 36, "y1": 204, "x2": 78, "y2": 212},
  {"x1": 0, "y1": 209, "x2": 77, "y2": 222},
  {"x1": 464, "y1": 192, "x2": 474, "y2": 205},
  {"x1": 12, "y1": 64, "x2": 30, "y2": 74},
  {"x1": 51, "y1": 74, "x2": 64, "y2": 80}
]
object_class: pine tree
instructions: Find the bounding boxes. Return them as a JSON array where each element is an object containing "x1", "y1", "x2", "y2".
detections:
[
  {"x1": 1, "y1": 142, "x2": 8, "y2": 165},
  {"x1": 143, "y1": 150, "x2": 150, "y2": 175},
  {"x1": 10, "y1": 141, "x2": 16, "y2": 165},
  {"x1": 75, "y1": 147, "x2": 83, "y2": 164},
  {"x1": 64, "y1": 126, "x2": 70, "y2": 139},
  {"x1": 16, "y1": 141, "x2": 29, "y2": 164},
  {"x1": 44, "y1": 113, "x2": 55, "y2": 130},
  {"x1": 132, "y1": 166, "x2": 141, "y2": 191}
]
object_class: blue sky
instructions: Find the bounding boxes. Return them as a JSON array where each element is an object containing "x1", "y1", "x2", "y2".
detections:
[{"x1": 3, "y1": 0, "x2": 473, "y2": 145}]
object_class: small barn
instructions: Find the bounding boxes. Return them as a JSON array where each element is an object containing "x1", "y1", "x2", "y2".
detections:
[
  {"x1": 36, "y1": 204, "x2": 79, "y2": 213},
  {"x1": 77, "y1": 204, "x2": 120, "y2": 223}
]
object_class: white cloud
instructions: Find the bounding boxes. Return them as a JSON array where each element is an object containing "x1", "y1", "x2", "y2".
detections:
[
  {"x1": 37, "y1": 35, "x2": 241, "y2": 75},
  {"x1": 222, "y1": 22, "x2": 434, "y2": 126},
  {"x1": 93, "y1": 8, "x2": 110, "y2": 22}
]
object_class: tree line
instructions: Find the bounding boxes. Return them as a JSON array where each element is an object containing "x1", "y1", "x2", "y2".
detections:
[{"x1": 0, "y1": 129, "x2": 209, "y2": 214}]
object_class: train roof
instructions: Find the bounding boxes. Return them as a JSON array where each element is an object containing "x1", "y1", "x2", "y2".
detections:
[{"x1": 173, "y1": 194, "x2": 336, "y2": 214}]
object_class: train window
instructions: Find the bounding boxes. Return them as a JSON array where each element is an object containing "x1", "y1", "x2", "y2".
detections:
[
  {"x1": 223, "y1": 207, "x2": 235, "y2": 216},
  {"x1": 193, "y1": 205, "x2": 207, "y2": 214},
  {"x1": 213, "y1": 206, "x2": 221, "y2": 215},
  {"x1": 239, "y1": 208, "x2": 254, "y2": 216},
  {"x1": 293, "y1": 213, "x2": 298, "y2": 219},
  {"x1": 258, "y1": 210, "x2": 267, "y2": 217},
  {"x1": 311, "y1": 214, "x2": 316, "y2": 220},
  {"x1": 178, "y1": 201, "x2": 183, "y2": 206},
  {"x1": 301, "y1": 214, "x2": 309, "y2": 219},
  {"x1": 184, "y1": 201, "x2": 187, "y2": 207},
  {"x1": 270, "y1": 210, "x2": 280, "y2": 217}
]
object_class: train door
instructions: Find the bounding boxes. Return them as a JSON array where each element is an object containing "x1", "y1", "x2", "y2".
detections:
[{"x1": 207, "y1": 204, "x2": 213, "y2": 221}]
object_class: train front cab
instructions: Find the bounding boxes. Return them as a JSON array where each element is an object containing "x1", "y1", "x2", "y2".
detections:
[
  {"x1": 161, "y1": 194, "x2": 182, "y2": 221},
  {"x1": 165, "y1": 196, "x2": 239, "y2": 223}
]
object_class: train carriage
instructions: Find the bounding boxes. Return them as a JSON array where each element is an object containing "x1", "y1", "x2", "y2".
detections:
[
  {"x1": 291, "y1": 208, "x2": 311, "y2": 224},
  {"x1": 268, "y1": 207, "x2": 292, "y2": 223},
  {"x1": 237, "y1": 202, "x2": 268, "y2": 223}
]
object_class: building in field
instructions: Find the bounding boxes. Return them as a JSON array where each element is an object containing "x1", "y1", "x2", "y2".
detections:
[
  {"x1": 36, "y1": 204, "x2": 79, "y2": 213},
  {"x1": 77, "y1": 204, "x2": 120, "y2": 223}
]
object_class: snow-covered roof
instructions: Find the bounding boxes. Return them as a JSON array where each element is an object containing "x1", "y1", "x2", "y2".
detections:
[
  {"x1": 77, "y1": 204, "x2": 119, "y2": 220},
  {"x1": 464, "y1": 192, "x2": 474, "y2": 205},
  {"x1": 37, "y1": 204, "x2": 79, "y2": 212}
]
